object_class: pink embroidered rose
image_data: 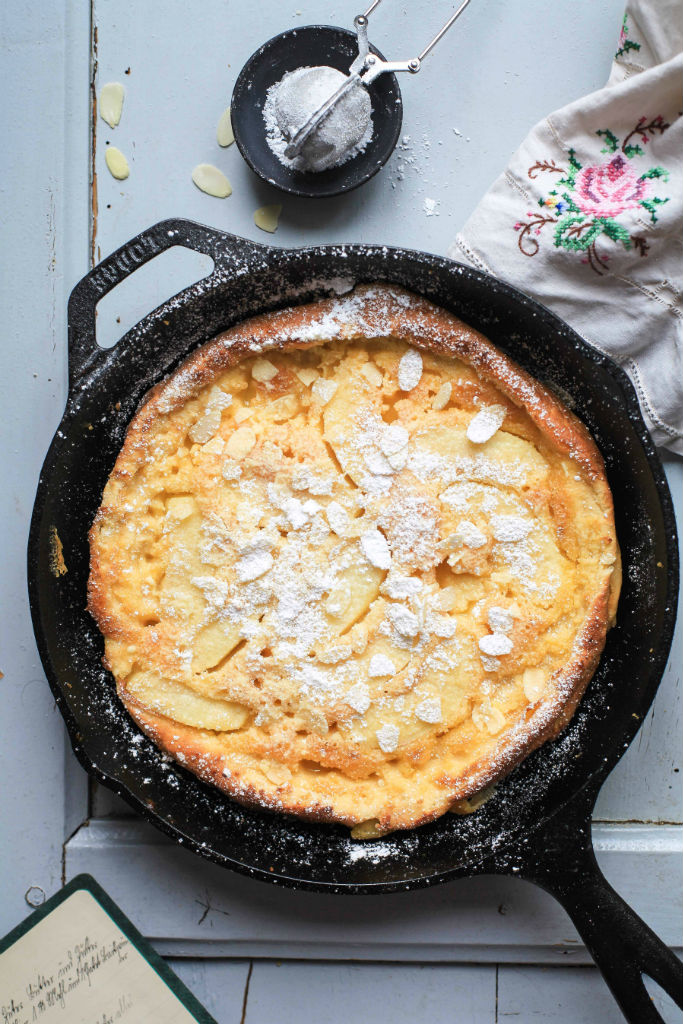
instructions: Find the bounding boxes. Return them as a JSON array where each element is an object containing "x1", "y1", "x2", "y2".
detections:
[{"x1": 575, "y1": 155, "x2": 648, "y2": 218}]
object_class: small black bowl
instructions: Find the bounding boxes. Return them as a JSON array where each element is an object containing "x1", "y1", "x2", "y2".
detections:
[{"x1": 231, "y1": 25, "x2": 402, "y2": 199}]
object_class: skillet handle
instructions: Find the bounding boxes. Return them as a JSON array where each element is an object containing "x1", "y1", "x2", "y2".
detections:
[
  {"x1": 66, "y1": 218, "x2": 269, "y2": 389},
  {"x1": 510, "y1": 794, "x2": 683, "y2": 1023}
]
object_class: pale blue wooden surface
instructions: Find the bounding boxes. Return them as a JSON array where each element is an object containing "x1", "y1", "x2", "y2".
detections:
[
  {"x1": 1, "y1": 0, "x2": 681, "y2": 1021},
  {"x1": 168, "y1": 960, "x2": 683, "y2": 1024}
]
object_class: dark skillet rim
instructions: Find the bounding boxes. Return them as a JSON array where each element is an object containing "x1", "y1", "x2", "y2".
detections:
[{"x1": 27, "y1": 238, "x2": 679, "y2": 894}]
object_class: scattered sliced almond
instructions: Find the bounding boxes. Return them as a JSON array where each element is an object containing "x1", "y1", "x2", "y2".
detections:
[
  {"x1": 311, "y1": 378, "x2": 338, "y2": 404},
  {"x1": 296, "y1": 367, "x2": 318, "y2": 386},
  {"x1": 351, "y1": 818, "x2": 383, "y2": 840},
  {"x1": 188, "y1": 386, "x2": 232, "y2": 444},
  {"x1": 397, "y1": 348, "x2": 423, "y2": 391},
  {"x1": 99, "y1": 82, "x2": 125, "y2": 128},
  {"x1": 380, "y1": 423, "x2": 409, "y2": 457},
  {"x1": 387, "y1": 448, "x2": 408, "y2": 471},
  {"x1": 166, "y1": 496, "x2": 196, "y2": 521},
  {"x1": 318, "y1": 643, "x2": 353, "y2": 665},
  {"x1": 432, "y1": 381, "x2": 452, "y2": 410},
  {"x1": 225, "y1": 425, "x2": 256, "y2": 458},
  {"x1": 434, "y1": 585, "x2": 459, "y2": 612},
  {"x1": 466, "y1": 403, "x2": 506, "y2": 444},
  {"x1": 450, "y1": 784, "x2": 497, "y2": 815},
  {"x1": 203, "y1": 436, "x2": 225, "y2": 456},
  {"x1": 254, "y1": 204, "x2": 282, "y2": 233},
  {"x1": 360, "y1": 362, "x2": 383, "y2": 387},
  {"x1": 189, "y1": 406, "x2": 222, "y2": 444},
  {"x1": 522, "y1": 667, "x2": 547, "y2": 701},
  {"x1": 262, "y1": 763, "x2": 292, "y2": 786},
  {"x1": 216, "y1": 107, "x2": 234, "y2": 147},
  {"x1": 472, "y1": 703, "x2": 506, "y2": 735},
  {"x1": 234, "y1": 407, "x2": 253, "y2": 423},
  {"x1": 191, "y1": 163, "x2": 232, "y2": 198},
  {"x1": 326, "y1": 500, "x2": 349, "y2": 536},
  {"x1": 350, "y1": 622, "x2": 369, "y2": 654},
  {"x1": 251, "y1": 358, "x2": 278, "y2": 383},
  {"x1": 105, "y1": 146, "x2": 129, "y2": 180}
]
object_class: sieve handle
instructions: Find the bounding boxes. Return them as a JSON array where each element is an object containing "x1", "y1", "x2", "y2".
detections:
[{"x1": 67, "y1": 219, "x2": 268, "y2": 390}]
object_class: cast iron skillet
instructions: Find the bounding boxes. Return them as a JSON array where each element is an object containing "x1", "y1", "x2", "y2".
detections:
[{"x1": 28, "y1": 219, "x2": 681, "y2": 1023}]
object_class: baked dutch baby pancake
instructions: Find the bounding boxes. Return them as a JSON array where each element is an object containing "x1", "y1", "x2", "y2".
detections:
[{"x1": 88, "y1": 284, "x2": 621, "y2": 836}]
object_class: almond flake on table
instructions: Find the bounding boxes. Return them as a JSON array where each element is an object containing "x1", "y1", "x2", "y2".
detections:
[
  {"x1": 360, "y1": 529, "x2": 392, "y2": 570},
  {"x1": 216, "y1": 107, "x2": 235, "y2": 147},
  {"x1": 311, "y1": 378, "x2": 338, "y2": 404},
  {"x1": 432, "y1": 381, "x2": 452, "y2": 410},
  {"x1": 376, "y1": 723, "x2": 400, "y2": 753},
  {"x1": 254, "y1": 204, "x2": 282, "y2": 233},
  {"x1": 368, "y1": 653, "x2": 396, "y2": 677},
  {"x1": 490, "y1": 515, "x2": 532, "y2": 543},
  {"x1": 479, "y1": 632, "x2": 513, "y2": 656},
  {"x1": 415, "y1": 697, "x2": 442, "y2": 723},
  {"x1": 99, "y1": 82, "x2": 124, "y2": 128},
  {"x1": 466, "y1": 404, "x2": 506, "y2": 444},
  {"x1": 105, "y1": 146, "x2": 129, "y2": 180},
  {"x1": 191, "y1": 163, "x2": 232, "y2": 198},
  {"x1": 397, "y1": 348, "x2": 423, "y2": 391}
]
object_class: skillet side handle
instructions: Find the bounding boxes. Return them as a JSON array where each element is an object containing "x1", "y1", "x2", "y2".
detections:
[
  {"x1": 67, "y1": 218, "x2": 269, "y2": 390},
  {"x1": 511, "y1": 799, "x2": 683, "y2": 1024}
]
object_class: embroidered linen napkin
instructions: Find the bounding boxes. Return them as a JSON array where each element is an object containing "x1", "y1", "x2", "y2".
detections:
[{"x1": 449, "y1": 0, "x2": 683, "y2": 453}]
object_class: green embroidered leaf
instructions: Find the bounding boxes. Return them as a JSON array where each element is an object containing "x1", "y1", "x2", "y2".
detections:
[
  {"x1": 557, "y1": 149, "x2": 582, "y2": 189},
  {"x1": 623, "y1": 144, "x2": 644, "y2": 158},
  {"x1": 616, "y1": 39, "x2": 641, "y2": 58},
  {"x1": 640, "y1": 166, "x2": 670, "y2": 181},
  {"x1": 559, "y1": 191, "x2": 581, "y2": 215},
  {"x1": 601, "y1": 218, "x2": 631, "y2": 247},
  {"x1": 554, "y1": 214, "x2": 602, "y2": 252},
  {"x1": 567, "y1": 149, "x2": 582, "y2": 172},
  {"x1": 640, "y1": 197, "x2": 669, "y2": 224},
  {"x1": 615, "y1": 14, "x2": 641, "y2": 58},
  {"x1": 597, "y1": 129, "x2": 619, "y2": 154}
]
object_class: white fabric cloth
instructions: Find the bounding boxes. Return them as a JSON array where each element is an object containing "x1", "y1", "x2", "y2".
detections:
[{"x1": 449, "y1": 0, "x2": 683, "y2": 452}]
